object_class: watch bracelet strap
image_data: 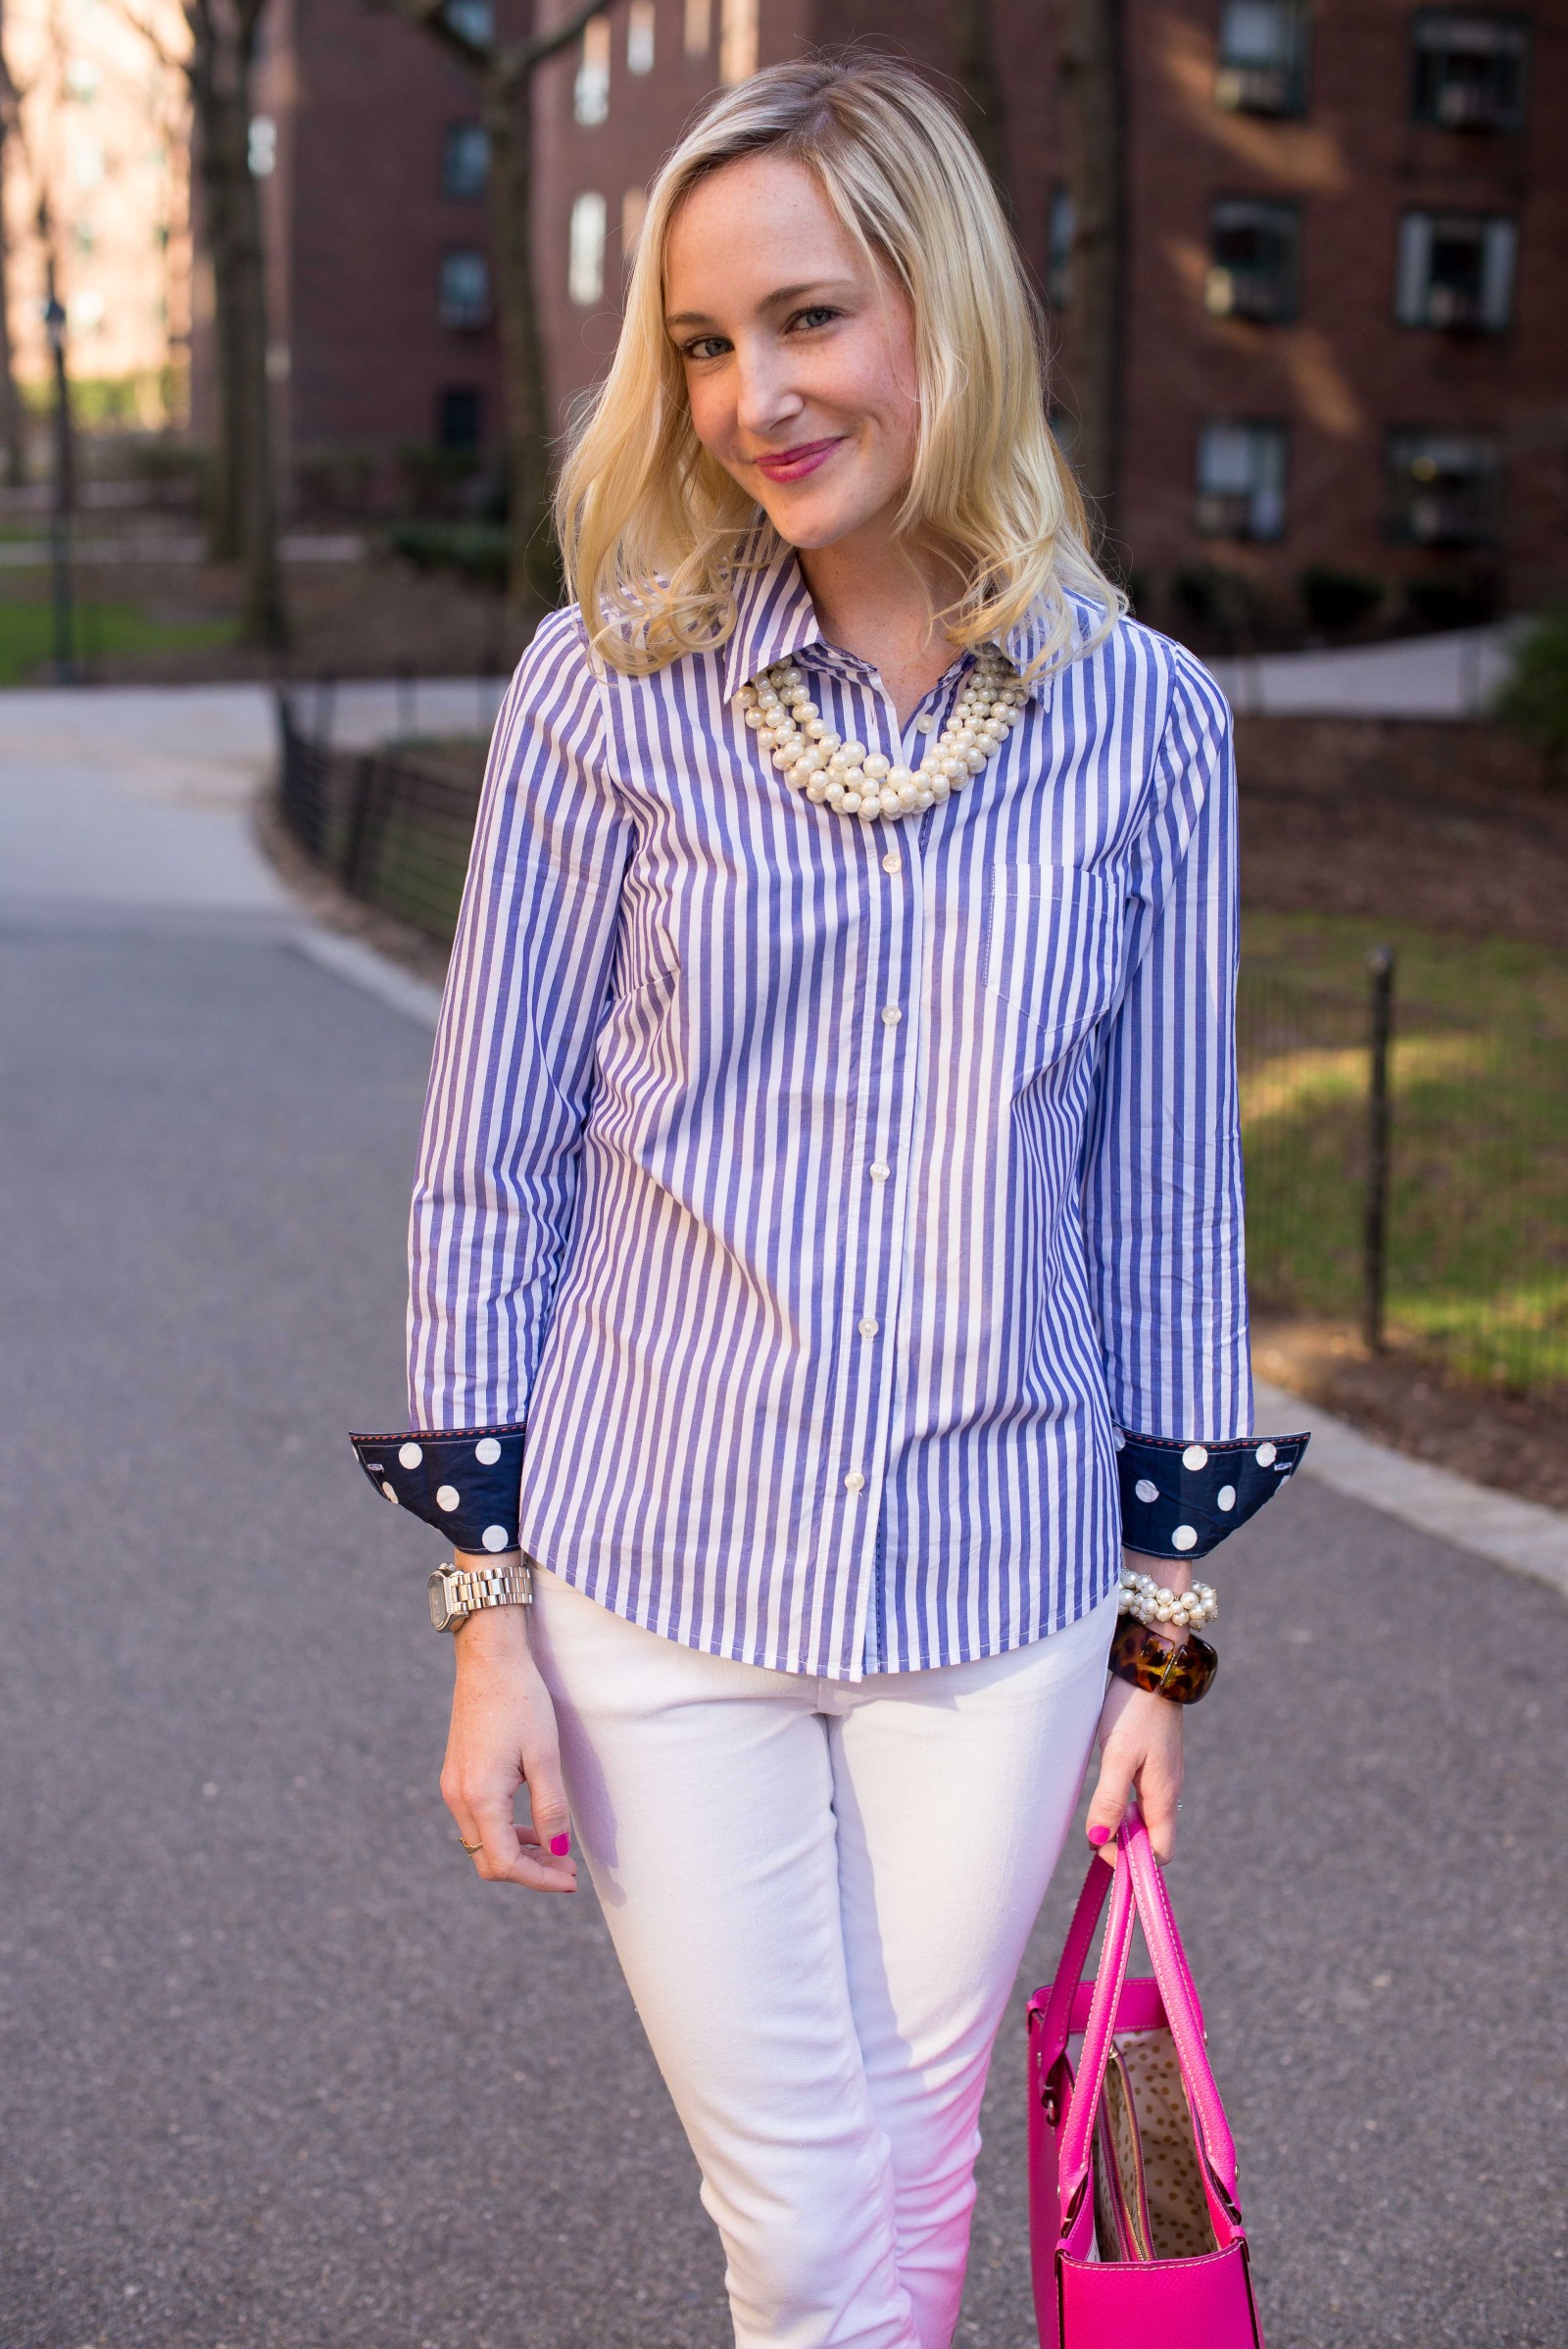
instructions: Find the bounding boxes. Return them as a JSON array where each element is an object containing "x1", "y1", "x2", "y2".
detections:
[
  {"x1": 1107, "y1": 1615, "x2": 1217, "y2": 1704},
  {"x1": 433, "y1": 1559, "x2": 534, "y2": 1621}
]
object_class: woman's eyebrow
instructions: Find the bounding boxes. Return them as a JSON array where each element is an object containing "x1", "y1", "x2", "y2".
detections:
[{"x1": 665, "y1": 277, "x2": 857, "y2": 329}]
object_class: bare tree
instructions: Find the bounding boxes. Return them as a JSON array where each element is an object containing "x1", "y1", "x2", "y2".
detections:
[
  {"x1": 378, "y1": 0, "x2": 624, "y2": 623},
  {"x1": 949, "y1": 0, "x2": 1007, "y2": 203},
  {"x1": 118, "y1": 0, "x2": 285, "y2": 647},
  {"x1": 1057, "y1": 0, "x2": 1123, "y2": 542},
  {"x1": 0, "y1": 13, "x2": 29, "y2": 486}
]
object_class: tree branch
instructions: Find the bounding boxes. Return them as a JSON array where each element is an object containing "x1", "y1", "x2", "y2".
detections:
[
  {"x1": 520, "y1": 0, "x2": 614, "y2": 74},
  {"x1": 363, "y1": 0, "x2": 492, "y2": 73}
]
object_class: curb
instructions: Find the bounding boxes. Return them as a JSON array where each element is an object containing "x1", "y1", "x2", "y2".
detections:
[
  {"x1": 1255, "y1": 1377, "x2": 1568, "y2": 1599},
  {"x1": 291, "y1": 926, "x2": 445, "y2": 1028}
]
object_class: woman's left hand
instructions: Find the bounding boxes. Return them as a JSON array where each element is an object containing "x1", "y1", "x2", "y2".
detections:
[{"x1": 1085, "y1": 1672, "x2": 1184, "y2": 1866}]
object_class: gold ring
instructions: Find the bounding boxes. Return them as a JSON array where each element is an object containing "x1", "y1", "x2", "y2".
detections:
[{"x1": 457, "y1": 1835, "x2": 483, "y2": 1854}]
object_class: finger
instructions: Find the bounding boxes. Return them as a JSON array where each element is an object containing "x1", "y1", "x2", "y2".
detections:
[
  {"x1": 1136, "y1": 1768, "x2": 1181, "y2": 1866},
  {"x1": 1085, "y1": 1754, "x2": 1129, "y2": 1866},
  {"x1": 467, "y1": 1790, "x2": 577, "y2": 1891},
  {"x1": 522, "y1": 1747, "x2": 574, "y2": 1867}
]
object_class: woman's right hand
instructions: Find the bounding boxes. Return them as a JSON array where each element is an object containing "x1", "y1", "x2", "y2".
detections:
[{"x1": 440, "y1": 1585, "x2": 578, "y2": 1892}]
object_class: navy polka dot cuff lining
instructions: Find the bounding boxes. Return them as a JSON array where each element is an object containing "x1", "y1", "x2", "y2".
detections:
[
  {"x1": 1114, "y1": 1426, "x2": 1310, "y2": 1561},
  {"x1": 349, "y1": 1425, "x2": 526, "y2": 1557}
]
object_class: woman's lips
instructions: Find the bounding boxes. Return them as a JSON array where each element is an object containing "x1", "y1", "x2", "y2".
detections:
[{"x1": 754, "y1": 437, "x2": 844, "y2": 483}]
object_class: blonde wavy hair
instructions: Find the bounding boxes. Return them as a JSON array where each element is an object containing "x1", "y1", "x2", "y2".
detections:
[{"x1": 554, "y1": 52, "x2": 1124, "y2": 680}]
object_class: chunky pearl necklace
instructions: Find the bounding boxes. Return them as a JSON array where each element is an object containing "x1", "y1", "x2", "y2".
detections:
[{"x1": 738, "y1": 645, "x2": 1026, "y2": 824}]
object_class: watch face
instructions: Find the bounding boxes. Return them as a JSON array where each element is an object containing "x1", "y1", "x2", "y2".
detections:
[{"x1": 427, "y1": 1570, "x2": 458, "y2": 1632}]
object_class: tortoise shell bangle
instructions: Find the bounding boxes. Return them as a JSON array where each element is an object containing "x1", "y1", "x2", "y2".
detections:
[{"x1": 1108, "y1": 1615, "x2": 1219, "y2": 1705}]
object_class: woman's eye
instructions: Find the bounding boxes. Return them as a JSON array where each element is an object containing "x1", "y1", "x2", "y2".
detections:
[
  {"x1": 681, "y1": 336, "x2": 729, "y2": 362},
  {"x1": 790, "y1": 306, "x2": 839, "y2": 332}
]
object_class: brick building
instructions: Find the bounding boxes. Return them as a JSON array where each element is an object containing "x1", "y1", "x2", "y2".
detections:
[{"x1": 255, "y1": 0, "x2": 1568, "y2": 628}]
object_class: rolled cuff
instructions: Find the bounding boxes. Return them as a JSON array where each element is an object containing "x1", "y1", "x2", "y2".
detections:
[
  {"x1": 349, "y1": 1423, "x2": 525, "y2": 1556},
  {"x1": 1114, "y1": 1426, "x2": 1310, "y2": 1562}
]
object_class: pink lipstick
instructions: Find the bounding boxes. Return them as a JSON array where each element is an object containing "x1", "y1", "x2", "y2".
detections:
[{"x1": 755, "y1": 437, "x2": 844, "y2": 484}]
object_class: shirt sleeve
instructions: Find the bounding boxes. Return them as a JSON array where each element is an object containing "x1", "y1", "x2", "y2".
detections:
[
  {"x1": 404, "y1": 609, "x2": 631, "y2": 1444},
  {"x1": 1079, "y1": 645, "x2": 1285, "y2": 1556}
]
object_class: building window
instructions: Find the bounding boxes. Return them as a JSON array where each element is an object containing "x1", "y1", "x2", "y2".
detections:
[
  {"x1": 1205, "y1": 197, "x2": 1298, "y2": 322},
  {"x1": 685, "y1": 0, "x2": 710, "y2": 54},
  {"x1": 1048, "y1": 185, "x2": 1075, "y2": 309},
  {"x1": 443, "y1": 0, "x2": 493, "y2": 40},
  {"x1": 439, "y1": 249, "x2": 491, "y2": 329},
  {"x1": 1387, "y1": 430, "x2": 1501, "y2": 545},
  {"x1": 1196, "y1": 419, "x2": 1288, "y2": 539},
  {"x1": 569, "y1": 190, "x2": 608, "y2": 306},
  {"x1": 442, "y1": 122, "x2": 489, "y2": 200},
  {"x1": 575, "y1": 15, "x2": 611, "y2": 124},
  {"x1": 719, "y1": 0, "x2": 758, "y2": 86},
  {"x1": 1411, "y1": 11, "x2": 1529, "y2": 131},
  {"x1": 438, "y1": 386, "x2": 483, "y2": 449},
  {"x1": 627, "y1": 0, "x2": 656, "y2": 73},
  {"x1": 1214, "y1": 0, "x2": 1311, "y2": 118},
  {"x1": 1396, "y1": 211, "x2": 1515, "y2": 331},
  {"x1": 622, "y1": 185, "x2": 649, "y2": 263}
]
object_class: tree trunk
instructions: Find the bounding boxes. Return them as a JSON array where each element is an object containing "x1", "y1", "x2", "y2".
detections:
[
  {"x1": 1058, "y1": 0, "x2": 1124, "y2": 543},
  {"x1": 950, "y1": 0, "x2": 1008, "y2": 205},
  {"x1": 486, "y1": 55, "x2": 556, "y2": 625},
  {"x1": 0, "y1": 151, "x2": 23, "y2": 484},
  {"x1": 191, "y1": 28, "x2": 286, "y2": 646}
]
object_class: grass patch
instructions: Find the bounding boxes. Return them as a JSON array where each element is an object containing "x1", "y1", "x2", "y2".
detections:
[
  {"x1": 0, "y1": 597, "x2": 234, "y2": 685},
  {"x1": 1239, "y1": 912, "x2": 1568, "y2": 1392}
]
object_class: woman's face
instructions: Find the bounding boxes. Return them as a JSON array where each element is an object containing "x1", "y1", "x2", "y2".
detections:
[{"x1": 663, "y1": 152, "x2": 920, "y2": 554}]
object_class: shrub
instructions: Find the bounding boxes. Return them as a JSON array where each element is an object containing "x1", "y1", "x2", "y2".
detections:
[
  {"x1": 1298, "y1": 564, "x2": 1383, "y2": 634},
  {"x1": 388, "y1": 518, "x2": 508, "y2": 589},
  {"x1": 1405, "y1": 573, "x2": 1499, "y2": 632},
  {"x1": 1169, "y1": 563, "x2": 1261, "y2": 645},
  {"x1": 1494, "y1": 610, "x2": 1568, "y2": 766}
]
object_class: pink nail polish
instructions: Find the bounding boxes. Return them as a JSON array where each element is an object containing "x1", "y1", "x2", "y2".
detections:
[
  {"x1": 1087, "y1": 1824, "x2": 1111, "y2": 1847},
  {"x1": 550, "y1": 1833, "x2": 570, "y2": 1857}
]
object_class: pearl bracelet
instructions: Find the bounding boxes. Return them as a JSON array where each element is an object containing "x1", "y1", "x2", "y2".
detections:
[{"x1": 1117, "y1": 1567, "x2": 1218, "y2": 1631}]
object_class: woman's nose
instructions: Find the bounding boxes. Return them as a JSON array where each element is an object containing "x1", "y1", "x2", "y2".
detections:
[{"x1": 734, "y1": 346, "x2": 804, "y2": 440}]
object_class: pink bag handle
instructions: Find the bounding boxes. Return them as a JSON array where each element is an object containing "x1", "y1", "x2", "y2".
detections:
[{"x1": 1056, "y1": 1814, "x2": 1240, "y2": 2232}]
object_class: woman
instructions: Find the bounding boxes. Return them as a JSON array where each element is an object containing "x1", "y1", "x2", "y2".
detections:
[{"x1": 352, "y1": 53, "x2": 1302, "y2": 2349}]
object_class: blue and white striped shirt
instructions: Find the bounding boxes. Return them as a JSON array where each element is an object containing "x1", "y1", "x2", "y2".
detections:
[{"x1": 406, "y1": 542, "x2": 1251, "y2": 1679}]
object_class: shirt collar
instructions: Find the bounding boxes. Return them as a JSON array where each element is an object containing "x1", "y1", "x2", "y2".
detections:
[
  {"x1": 719, "y1": 525, "x2": 1069, "y2": 707},
  {"x1": 719, "y1": 532, "x2": 826, "y2": 705}
]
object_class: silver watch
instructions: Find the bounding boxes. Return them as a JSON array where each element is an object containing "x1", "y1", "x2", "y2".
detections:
[{"x1": 427, "y1": 1558, "x2": 534, "y2": 1634}]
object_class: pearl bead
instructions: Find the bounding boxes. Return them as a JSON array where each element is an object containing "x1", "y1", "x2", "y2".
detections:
[
  {"x1": 931, "y1": 776, "x2": 951, "y2": 801},
  {"x1": 841, "y1": 791, "x2": 861, "y2": 812},
  {"x1": 771, "y1": 749, "x2": 796, "y2": 771},
  {"x1": 825, "y1": 781, "x2": 846, "y2": 807},
  {"x1": 737, "y1": 684, "x2": 759, "y2": 708},
  {"x1": 858, "y1": 795, "x2": 882, "y2": 821},
  {"x1": 805, "y1": 716, "x2": 827, "y2": 739},
  {"x1": 914, "y1": 785, "x2": 935, "y2": 809},
  {"x1": 863, "y1": 754, "x2": 891, "y2": 779},
  {"x1": 806, "y1": 780, "x2": 830, "y2": 803},
  {"x1": 745, "y1": 707, "x2": 765, "y2": 730},
  {"x1": 792, "y1": 699, "x2": 818, "y2": 721},
  {"x1": 898, "y1": 781, "x2": 918, "y2": 807},
  {"x1": 757, "y1": 727, "x2": 777, "y2": 752},
  {"x1": 840, "y1": 742, "x2": 866, "y2": 766},
  {"x1": 887, "y1": 765, "x2": 915, "y2": 793}
]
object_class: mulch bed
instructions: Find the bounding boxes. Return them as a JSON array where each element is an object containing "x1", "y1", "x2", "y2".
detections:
[{"x1": 1235, "y1": 716, "x2": 1568, "y2": 948}]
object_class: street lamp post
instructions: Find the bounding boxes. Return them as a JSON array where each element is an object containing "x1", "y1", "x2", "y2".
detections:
[{"x1": 43, "y1": 285, "x2": 76, "y2": 685}]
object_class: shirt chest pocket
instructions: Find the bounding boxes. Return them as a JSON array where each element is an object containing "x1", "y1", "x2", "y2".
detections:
[{"x1": 979, "y1": 864, "x2": 1126, "y2": 1062}]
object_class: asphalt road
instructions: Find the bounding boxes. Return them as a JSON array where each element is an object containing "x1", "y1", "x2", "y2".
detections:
[{"x1": 1, "y1": 901, "x2": 1564, "y2": 2349}]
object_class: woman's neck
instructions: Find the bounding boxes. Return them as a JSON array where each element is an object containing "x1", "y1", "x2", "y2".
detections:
[{"x1": 797, "y1": 529, "x2": 966, "y2": 733}]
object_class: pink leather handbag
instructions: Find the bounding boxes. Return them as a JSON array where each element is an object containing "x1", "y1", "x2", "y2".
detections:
[{"x1": 1026, "y1": 1814, "x2": 1265, "y2": 2349}]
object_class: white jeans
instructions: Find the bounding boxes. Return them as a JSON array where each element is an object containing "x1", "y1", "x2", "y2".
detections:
[{"x1": 528, "y1": 1568, "x2": 1116, "y2": 2349}]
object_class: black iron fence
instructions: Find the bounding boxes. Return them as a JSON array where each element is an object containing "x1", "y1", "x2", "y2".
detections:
[
  {"x1": 1240, "y1": 955, "x2": 1567, "y2": 1396},
  {"x1": 276, "y1": 690, "x2": 482, "y2": 942},
  {"x1": 277, "y1": 697, "x2": 1568, "y2": 1399}
]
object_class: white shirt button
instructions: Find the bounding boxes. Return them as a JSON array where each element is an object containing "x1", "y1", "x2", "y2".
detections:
[
  {"x1": 858, "y1": 1316, "x2": 879, "y2": 1337},
  {"x1": 868, "y1": 1161, "x2": 890, "y2": 1181},
  {"x1": 882, "y1": 852, "x2": 902, "y2": 874},
  {"x1": 844, "y1": 1470, "x2": 865, "y2": 1493},
  {"x1": 880, "y1": 1004, "x2": 902, "y2": 1026}
]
